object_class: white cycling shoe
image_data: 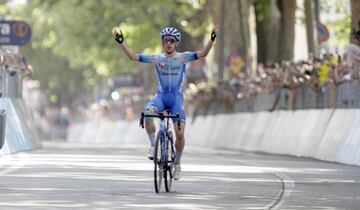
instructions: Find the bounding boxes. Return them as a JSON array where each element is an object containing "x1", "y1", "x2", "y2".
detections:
[
  {"x1": 147, "y1": 146, "x2": 154, "y2": 160},
  {"x1": 173, "y1": 164, "x2": 182, "y2": 180}
]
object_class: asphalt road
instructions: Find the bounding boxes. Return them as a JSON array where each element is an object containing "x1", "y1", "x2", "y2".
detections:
[{"x1": 1, "y1": 141, "x2": 360, "y2": 209}]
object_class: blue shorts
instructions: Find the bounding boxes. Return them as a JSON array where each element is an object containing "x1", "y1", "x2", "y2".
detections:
[{"x1": 145, "y1": 93, "x2": 186, "y2": 123}]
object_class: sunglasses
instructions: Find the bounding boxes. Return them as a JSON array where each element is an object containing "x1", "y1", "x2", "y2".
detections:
[{"x1": 162, "y1": 38, "x2": 176, "y2": 44}]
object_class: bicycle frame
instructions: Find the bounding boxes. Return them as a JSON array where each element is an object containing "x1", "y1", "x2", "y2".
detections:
[{"x1": 140, "y1": 111, "x2": 180, "y2": 164}]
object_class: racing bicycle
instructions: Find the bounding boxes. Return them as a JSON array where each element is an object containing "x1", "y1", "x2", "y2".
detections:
[{"x1": 140, "y1": 111, "x2": 181, "y2": 193}]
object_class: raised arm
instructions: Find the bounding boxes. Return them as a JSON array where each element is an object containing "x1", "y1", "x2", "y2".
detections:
[
  {"x1": 120, "y1": 42, "x2": 140, "y2": 61},
  {"x1": 196, "y1": 25, "x2": 219, "y2": 59},
  {"x1": 112, "y1": 27, "x2": 139, "y2": 61}
]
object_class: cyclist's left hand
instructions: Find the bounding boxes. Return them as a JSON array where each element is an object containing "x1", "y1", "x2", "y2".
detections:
[{"x1": 112, "y1": 26, "x2": 124, "y2": 44}]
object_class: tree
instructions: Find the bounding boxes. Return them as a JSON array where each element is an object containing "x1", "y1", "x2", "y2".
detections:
[
  {"x1": 254, "y1": 0, "x2": 280, "y2": 64},
  {"x1": 222, "y1": 0, "x2": 253, "y2": 76},
  {"x1": 22, "y1": 47, "x2": 88, "y2": 106},
  {"x1": 207, "y1": 0, "x2": 225, "y2": 81},
  {"x1": 1, "y1": 0, "x2": 211, "y2": 106},
  {"x1": 350, "y1": 0, "x2": 360, "y2": 36},
  {"x1": 278, "y1": 0, "x2": 296, "y2": 61},
  {"x1": 304, "y1": 0, "x2": 316, "y2": 57},
  {"x1": 238, "y1": 0, "x2": 253, "y2": 76}
]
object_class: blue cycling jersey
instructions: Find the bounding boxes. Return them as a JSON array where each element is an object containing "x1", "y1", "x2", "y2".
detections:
[
  {"x1": 139, "y1": 52, "x2": 198, "y2": 95},
  {"x1": 139, "y1": 52, "x2": 198, "y2": 123}
]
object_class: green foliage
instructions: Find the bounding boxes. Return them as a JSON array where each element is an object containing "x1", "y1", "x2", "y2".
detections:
[
  {"x1": 22, "y1": 46, "x2": 88, "y2": 105},
  {"x1": 320, "y1": 0, "x2": 351, "y2": 47},
  {"x1": 1, "y1": 0, "x2": 209, "y2": 106},
  {"x1": 328, "y1": 16, "x2": 351, "y2": 47},
  {"x1": 18, "y1": 0, "x2": 208, "y2": 79}
]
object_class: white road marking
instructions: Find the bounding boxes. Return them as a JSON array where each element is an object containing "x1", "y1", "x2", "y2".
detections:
[{"x1": 0, "y1": 153, "x2": 29, "y2": 175}]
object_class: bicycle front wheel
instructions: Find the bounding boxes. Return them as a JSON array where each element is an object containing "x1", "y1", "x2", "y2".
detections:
[
  {"x1": 154, "y1": 131, "x2": 163, "y2": 193},
  {"x1": 164, "y1": 131, "x2": 175, "y2": 192}
]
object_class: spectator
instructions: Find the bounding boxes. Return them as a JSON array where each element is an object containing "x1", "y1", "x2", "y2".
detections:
[
  {"x1": 55, "y1": 107, "x2": 70, "y2": 140},
  {"x1": 347, "y1": 30, "x2": 360, "y2": 79}
]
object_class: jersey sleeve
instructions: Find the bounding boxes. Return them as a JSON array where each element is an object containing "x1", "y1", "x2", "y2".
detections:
[
  {"x1": 139, "y1": 54, "x2": 157, "y2": 64},
  {"x1": 181, "y1": 52, "x2": 199, "y2": 64}
]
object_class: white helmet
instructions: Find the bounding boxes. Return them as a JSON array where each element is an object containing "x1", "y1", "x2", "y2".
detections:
[{"x1": 160, "y1": 27, "x2": 181, "y2": 42}]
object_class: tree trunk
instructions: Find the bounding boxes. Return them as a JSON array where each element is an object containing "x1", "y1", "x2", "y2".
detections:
[
  {"x1": 238, "y1": 0, "x2": 253, "y2": 76},
  {"x1": 255, "y1": 0, "x2": 280, "y2": 64},
  {"x1": 207, "y1": 0, "x2": 224, "y2": 82},
  {"x1": 226, "y1": 0, "x2": 244, "y2": 55},
  {"x1": 225, "y1": 0, "x2": 252, "y2": 75},
  {"x1": 255, "y1": 7, "x2": 267, "y2": 64},
  {"x1": 304, "y1": 0, "x2": 316, "y2": 58},
  {"x1": 351, "y1": 0, "x2": 360, "y2": 37},
  {"x1": 278, "y1": 0, "x2": 296, "y2": 61}
]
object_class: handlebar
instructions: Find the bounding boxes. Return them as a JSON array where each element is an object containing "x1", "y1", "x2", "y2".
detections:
[{"x1": 139, "y1": 112, "x2": 181, "y2": 130}]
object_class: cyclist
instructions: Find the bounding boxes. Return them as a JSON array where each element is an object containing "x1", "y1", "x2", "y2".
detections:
[{"x1": 112, "y1": 25, "x2": 219, "y2": 180}]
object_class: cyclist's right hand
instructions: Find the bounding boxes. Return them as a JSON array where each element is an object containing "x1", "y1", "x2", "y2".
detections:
[
  {"x1": 112, "y1": 26, "x2": 124, "y2": 44},
  {"x1": 211, "y1": 25, "x2": 219, "y2": 41}
]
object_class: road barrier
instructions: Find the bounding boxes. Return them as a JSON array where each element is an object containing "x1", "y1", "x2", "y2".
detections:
[
  {"x1": 0, "y1": 50, "x2": 41, "y2": 154},
  {"x1": 67, "y1": 109, "x2": 360, "y2": 167},
  {"x1": 0, "y1": 98, "x2": 42, "y2": 154},
  {"x1": 0, "y1": 109, "x2": 5, "y2": 149}
]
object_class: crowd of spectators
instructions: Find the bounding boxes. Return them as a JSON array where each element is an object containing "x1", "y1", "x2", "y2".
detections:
[
  {"x1": 185, "y1": 30, "x2": 360, "y2": 117},
  {"x1": 185, "y1": 51, "x2": 360, "y2": 119}
]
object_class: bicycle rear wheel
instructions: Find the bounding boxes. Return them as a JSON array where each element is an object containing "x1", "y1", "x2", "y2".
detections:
[
  {"x1": 164, "y1": 131, "x2": 175, "y2": 192},
  {"x1": 154, "y1": 131, "x2": 163, "y2": 193}
]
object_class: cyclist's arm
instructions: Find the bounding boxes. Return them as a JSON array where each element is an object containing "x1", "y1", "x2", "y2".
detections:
[
  {"x1": 120, "y1": 44, "x2": 156, "y2": 63},
  {"x1": 112, "y1": 28, "x2": 140, "y2": 61},
  {"x1": 120, "y1": 42, "x2": 140, "y2": 61},
  {"x1": 196, "y1": 40, "x2": 215, "y2": 59},
  {"x1": 196, "y1": 25, "x2": 219, "y2": 59}
]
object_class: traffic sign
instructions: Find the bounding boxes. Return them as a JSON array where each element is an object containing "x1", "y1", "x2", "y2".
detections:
[
  {"x1": 317, "y1": 22, "x2": 329, "y2": 44},
  {"x1": 0, "y1": 20, "x2": 32, "y2": 45}
]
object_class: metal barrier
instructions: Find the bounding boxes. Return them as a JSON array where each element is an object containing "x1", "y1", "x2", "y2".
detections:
[
  {"x1": 0, "y1": 53, "x2": 5, "y2": 149},
  {"x1": 272, "y1": 82, "x2": 360, "y2": 110},
  {"x1": 0, "y1": 109, "x2": 5, "y2": 149},
  {"x1": 0, "y1": 51, "x2": 23, "y2": 98},
  {"x1": 0, "y1": 50, "x2": 41, "y2": 154},
  {"x1": 190, "y1": 81, "x2": 360, "y2": 115},
  {"x1": 251, "y1": 82, "x2": 360, "y2": 112},
  {"x1": 0, "y1": 50, "x2": 28, "y2": 150}
]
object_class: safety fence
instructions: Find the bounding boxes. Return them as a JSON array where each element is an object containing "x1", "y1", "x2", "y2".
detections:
[
  {"x1": 186, "y1": 109, "x2": 360, "y2": 166},
  {"x1": 67, "y1": 108, "x2": 360, "y2": 167},
  {"x1": 0, "y1": 50, "x2": 41, "y2": 154},
  {"x1": 193, "y1": 81, "x2": 360, "y2": 115},
  {"x1": 0, "y1": 109, "x2": 5, "y2": 149},
  {"x1": 0, "y1": 98, "x2": 42, "y2": 154}
]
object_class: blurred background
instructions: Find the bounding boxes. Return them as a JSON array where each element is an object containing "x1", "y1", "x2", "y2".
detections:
[{"x1": 0, "y1": 0, "x2": 359, "y2": 140}]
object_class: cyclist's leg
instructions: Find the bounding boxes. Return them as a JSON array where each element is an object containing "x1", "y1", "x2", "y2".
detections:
[
  {"x1": 144, "y1": 95, "x2": 164, "y2": 158},
  {"x1": 173, "y1": 121, "x2": 185, "y2": 163},
  {"x1": 171, "y1": 96, "x2": 186, "y2": 180}
]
